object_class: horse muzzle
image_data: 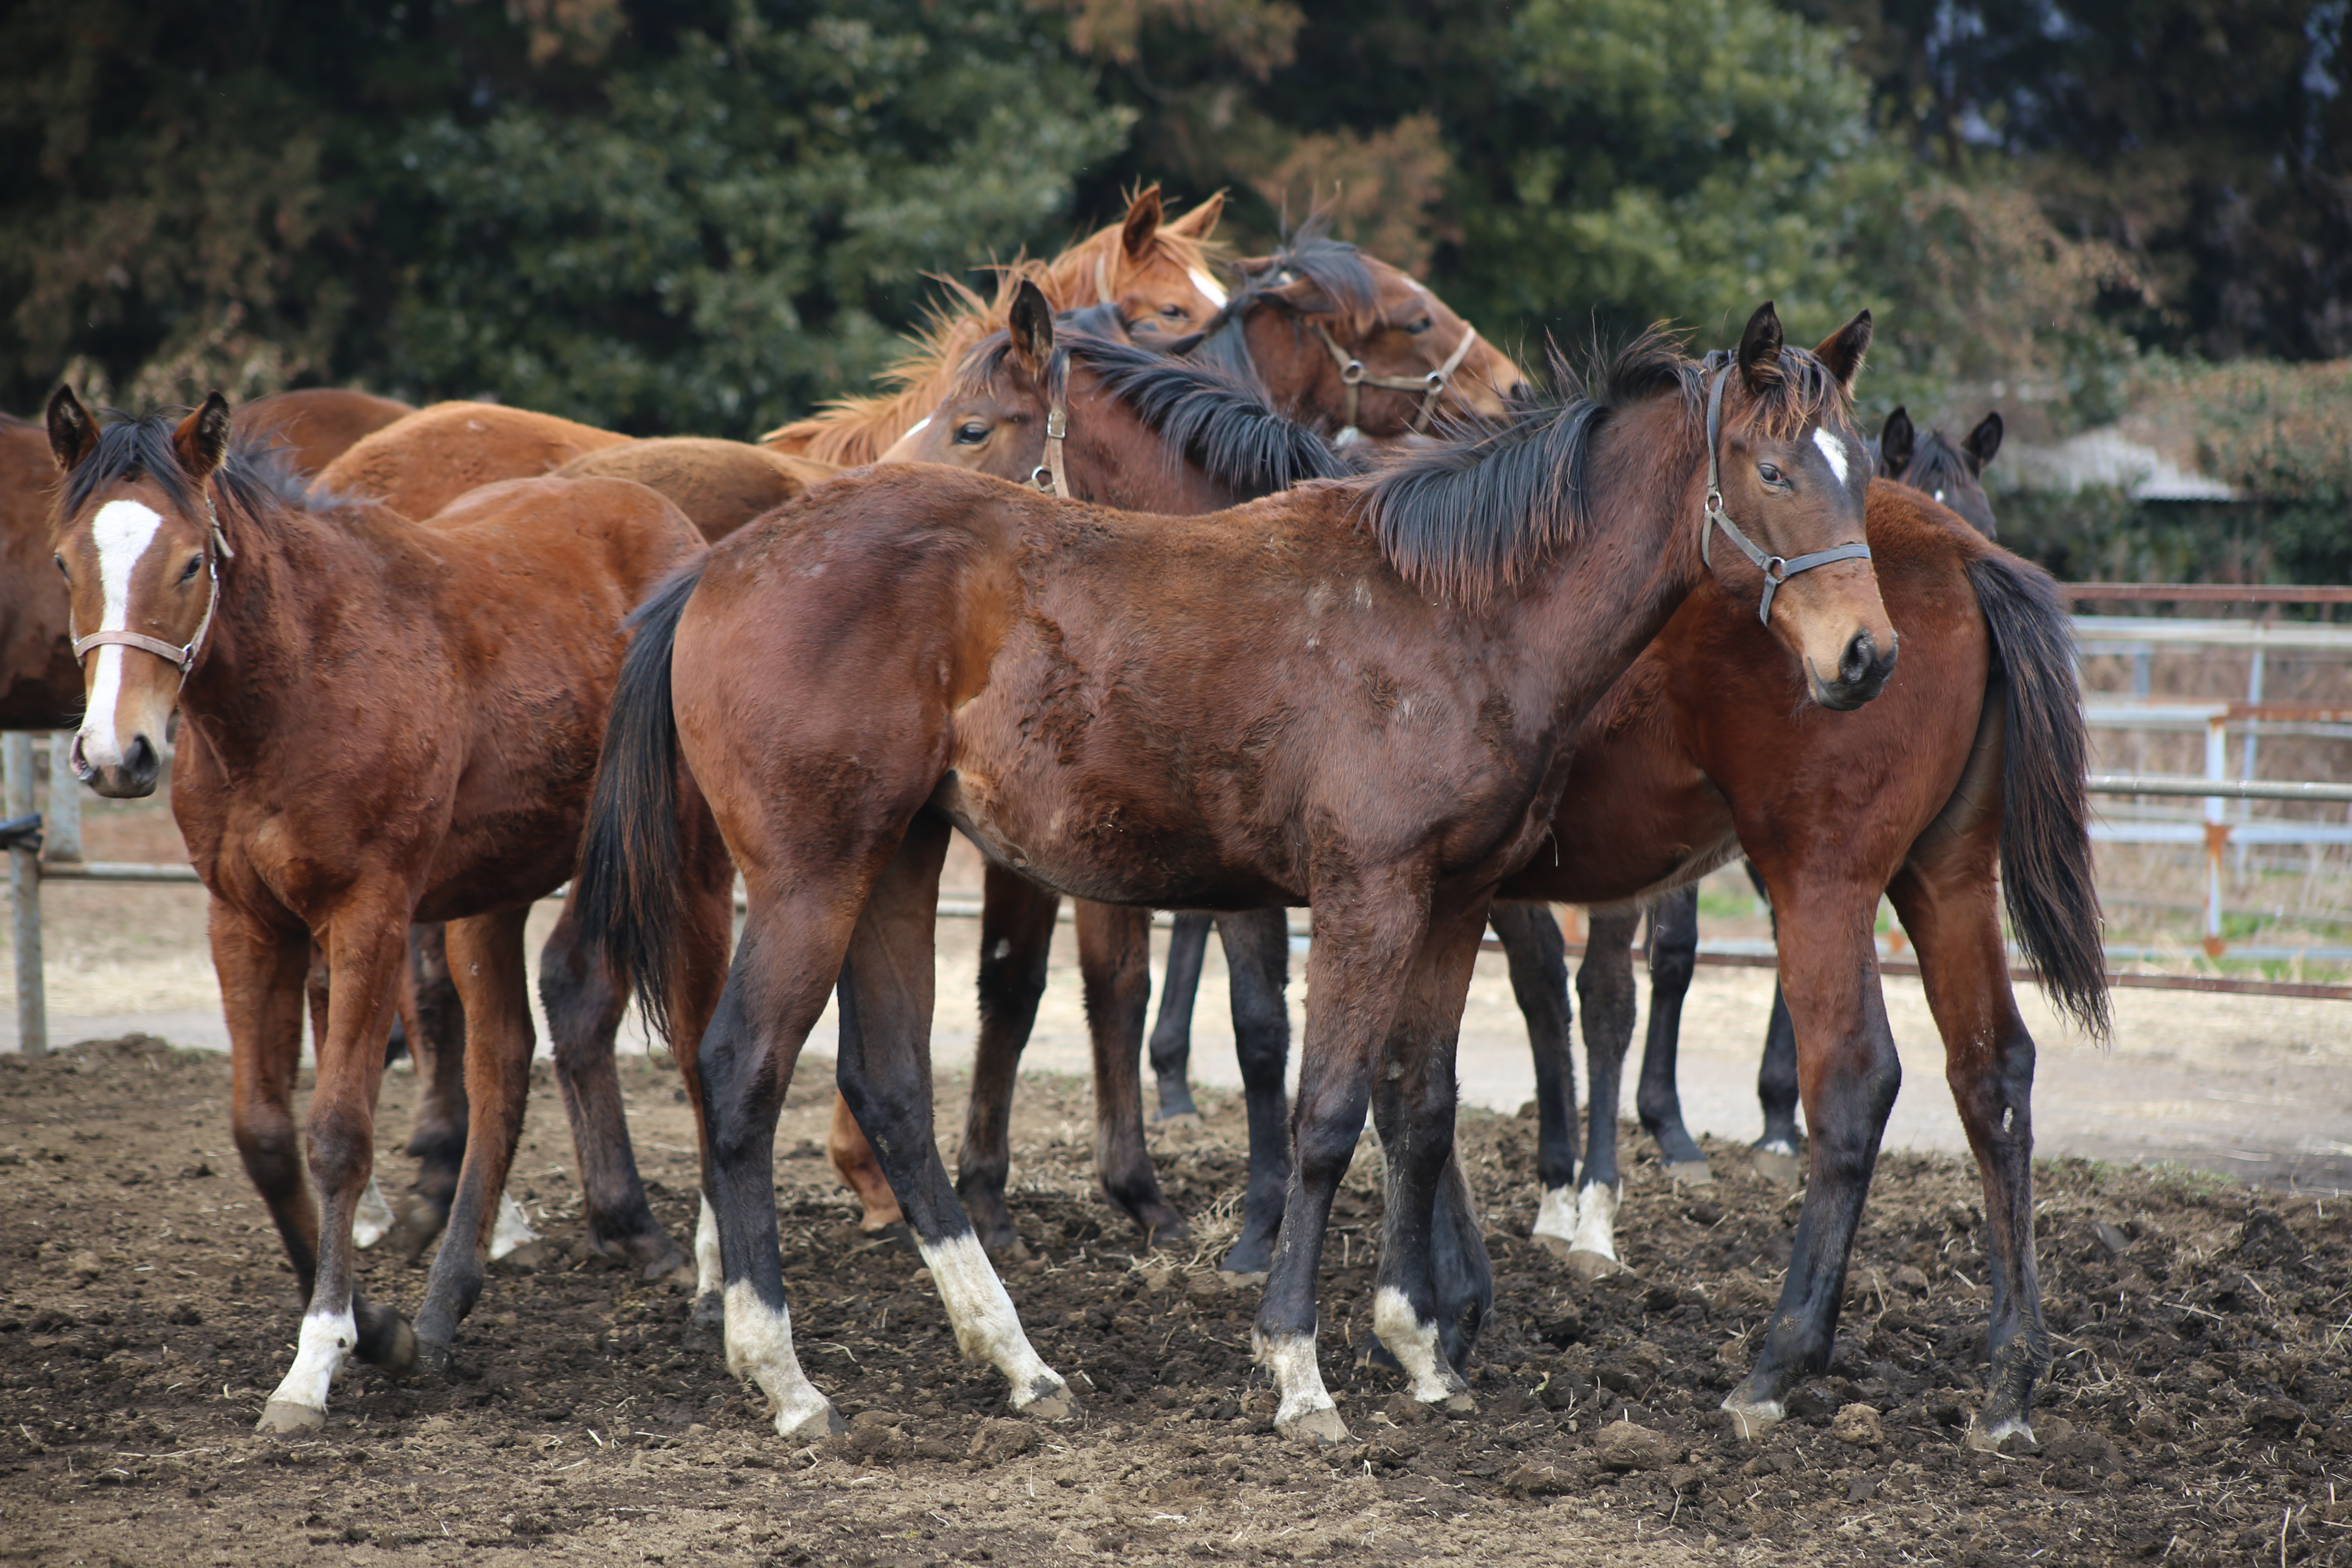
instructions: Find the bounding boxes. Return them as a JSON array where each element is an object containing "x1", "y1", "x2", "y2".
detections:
[
  {"x1": 1806, "y1": 629, "x2": 1898, "y2": 712},
  {"x1": 73, "y1": 728, "x2": 162, "y2": 798}
]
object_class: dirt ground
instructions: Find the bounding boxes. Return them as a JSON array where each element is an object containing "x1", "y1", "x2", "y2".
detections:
[{"x1": 2, "y1": 1036, "x2": 2346, "y2": 1567}]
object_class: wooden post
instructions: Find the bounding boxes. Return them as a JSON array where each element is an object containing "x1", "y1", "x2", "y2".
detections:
[
  {"x1": 5, "y1": 733, "x2": 45, "y2": 1057},
  {"x1": 42, "y1": 733, "x2": 82, "y2": 864}
]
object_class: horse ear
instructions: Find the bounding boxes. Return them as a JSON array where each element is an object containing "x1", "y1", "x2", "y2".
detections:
[
  {"x1": 1878, "y1": 406, "x2": 1914, "y2": 477},
  {"x1": 1812, "y1": 310, "x2": 1871, "y2": 392},
  {"x1": 1009, "y1": 278, "x2": 1055, "y2": 376},
  {"x1": 1121, "y1": 185, "x2": 1164, "y2": 261},
  {"x1": 1165, "y1": 190, "x2": 1224, "y2": 239},
  {"x1": 1736, "y1": 303, "x2": 1783, "y2": 392},
  {"x1": 1964, "y1": 410, "x2": 2003, "y2": 471},
  {"x1": 47, "y1": 384, "x2": 98, "y2": 472},
  {"x1": 172, "y1": 391, "x2": 233, "y2": 483}
]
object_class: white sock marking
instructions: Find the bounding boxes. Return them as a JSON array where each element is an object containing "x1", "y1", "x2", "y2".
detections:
[
  {"x1": 1532, "y1": 1184, "x2": 1577, "y2": 1244},
  {"x1": 1571, "y1": 1182, "x2": 1621, "y2": 1261},
  {"x1": 919, "y1": 1231, "x2": 1065, "y2": 1405},
  {"x1": 1254, "y1": 1328, "x2": 1334, "y2": 1426},
  {"x1": 1812, "y1": 426, "x2": 1852, "y2": 486},
  {"x1": 1372, "y1": 1285, "x2": 1459, "y2": 1403},
  {"x1": 488, "y1": 1193, "x2": 540, "y2": 1260},
  {"x1": 352, "y1": 1177, "x2": 394, "y2": 1250},
  {"x1": 268, "y1": 1306, "x2": 356, "y2": 1415},
  {"x1": 722, "y1": 1281, "x2": 835, "y2": 1439},
  {"x1": 695, "y1": 1195, "x2": 722, "y2": 1298},
  {"x1": 79, "y1": 499, "x2": 165, "y2": 769}
]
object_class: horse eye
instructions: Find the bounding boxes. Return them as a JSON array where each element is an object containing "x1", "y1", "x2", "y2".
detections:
[
  {"x1": 53, "y1": 555, "x2": 69, "y2": 581},
  {"x1": 1757, "y1": 463, "x2": 1784, "y2": 485},
  {"x1": 1406, "y1": 316, "x2": 1433, "y2": 335},
  {"x1": 1159, "y1": 304, "x2": 1188, "y2": 319},
  {"x1": 953, "y1": 421, "x2": 989, "y2": 446},
  {"x1": 180, "y1": 554, "x2": 205, "y2": 583}
]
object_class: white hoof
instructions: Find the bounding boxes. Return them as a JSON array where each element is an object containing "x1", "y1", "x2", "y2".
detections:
[
  {"x1": 487, "y1": 1193, "x2": 541, "y2": 1262},
  {"x1": 352, "y1": 1177, "x2": 394, "y2": 1250}
]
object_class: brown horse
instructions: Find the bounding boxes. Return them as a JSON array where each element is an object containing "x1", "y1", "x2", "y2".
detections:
[
  {"x1": 315, "y1": 400, "x2": 627, "y2": 521},
  {"x1": 2, "y1": 392, "x2": 416, "y2": 730},
  {"x1": 556, "y1": 438, "x2": 839, "y2": 543},
  {"x1": 760, "y1": 185, "x2": 1227, "y2": 464},
  {"x1": 44, "y1": 388, "x2": 733, "y2": 1432},
  {"x1": 574, "y1": 299, "x2": 1891, "y2": 1445}
]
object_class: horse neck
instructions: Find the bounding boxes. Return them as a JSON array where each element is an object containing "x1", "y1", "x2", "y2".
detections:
[
  {"x1": 1241, "y1": 310, "x2": 1340, "y2": 429},
  {"x1": 1060, "y1": 371, "x2": 1252, "y2": 517}
]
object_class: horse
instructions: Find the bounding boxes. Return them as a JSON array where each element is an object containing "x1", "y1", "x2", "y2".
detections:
[
  {"x1": 555, "y1": 438, "x2": 839, "y2": 543},
  {"x1": 2, "y1": 391, "x2": 416, "y2": 731},
  {"x1": 43, "y1": 388, "x2": 734, "y2": 1432},
  {"x1": 759, "y1": 184, "x2": 1228, "y2": 464},
  {"x1": 313, "y1": 400, "x2": 629, "y2": 522},
  {"x1": 571, "y1": 296, "x2": 1891, "y2": 1445}
]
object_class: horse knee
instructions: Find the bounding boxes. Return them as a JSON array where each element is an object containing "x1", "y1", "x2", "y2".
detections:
[{"x1": 234, "y1": 1103, "x2": 303, "y2": 1194}]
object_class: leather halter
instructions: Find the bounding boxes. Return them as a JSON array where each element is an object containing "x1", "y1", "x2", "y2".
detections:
[
  {"x1": 69, "y1": 496, "x2": 235, "y2": 678},
  {"x1": 1314, "y1": 317, "x2": 1483, "y2": 445},
  {"x1": 1698, "y1": 366, "x2": 1873, "y2": 626},
  {"x1": 1029, "y1": 350, "x2": 1072, "y2": 499}
]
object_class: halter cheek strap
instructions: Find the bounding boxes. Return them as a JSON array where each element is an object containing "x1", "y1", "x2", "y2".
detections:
[
  {"x1": 69, "y1": 498, "x2": 234, "y2": 678},
  {"x1": 1314, "y1": 318, "x2": 1483, "y2": 445},
  {"x1": 1029, "y1": 401, "x2": 1071, "y2": 499},
  {"x1": 1699, "y1": 367, "x2": 1873, "y2": 626}
]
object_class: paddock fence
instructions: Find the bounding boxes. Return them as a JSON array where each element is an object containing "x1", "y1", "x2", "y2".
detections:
[{"x1": 6, "y1": 585, "x2": 2350, "y2": 1056}]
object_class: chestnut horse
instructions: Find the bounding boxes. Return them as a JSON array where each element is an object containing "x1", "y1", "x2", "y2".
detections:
[
  {"x1": 314, "y1": 400, "x2": 628, "y2": 522},
  {"x1": 573, "y1": 301, "x2": 1891, "y2": 1445},
  {"x1": 556, "y1": 438, "x2": 838, "y2": 543},
  {"x1": 759, "y1": 185, "x2": 1228, "y2": 464},
  {"x1": 44, "y1": 389, "x2": 733, "y2": 1432}
]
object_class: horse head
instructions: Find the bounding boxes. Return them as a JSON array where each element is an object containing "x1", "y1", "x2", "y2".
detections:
[{"x1": 1879, "y1": 405, "x2": 2003, "y2": 539}]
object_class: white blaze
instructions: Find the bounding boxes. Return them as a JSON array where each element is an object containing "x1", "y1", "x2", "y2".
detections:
[
  {"x1": 1811, "y1": 426, "x2": 1852, "y2": 486},
  {"x1": 79, "y1": 499, "x2": 165, "y2": 767},
  {"x1": 1187, "y1": 267, "x2": 1229, "y2": 308}
]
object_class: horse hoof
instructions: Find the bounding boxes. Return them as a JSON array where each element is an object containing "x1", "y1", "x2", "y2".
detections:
[
  {"x1": 370, "y1": 1316, "x2": 419, "y2": 1377},
  {"x1": 982, "y1": 1234, "x2": 1031, "y2": 1265},
  {"x1": 635, "y1": 1245, "x2": 690, "y2": 1283},
  {"x1": 257, "y1": 1400, "x2": 325, "y2": 1436},
  {"x1": 1750, "y1": 1148, "x2": 1802, "y2": 1185},
  {"x1": 1016, "y1": 1378, "x2": 1078, "y2": 1421},
  {"x1": 1156, "y1": 1111, "x2": 1205, "y2": 1130},
  {"x1": 1216, "y1": 1269, "x2": 1268, "y2": 1290},
  {"x1": 494, "y1": 1238, "x2": 560, "y2": 1275},
  {"x1": 1532, "y1": 1233, "x2": 1577, "y2": 1262},
  {"x1": 1566, "y1": 1249, "x2": 1627, "y2": 1282},
  {"x1": 414, "y1": 1335, "x2": 453, "y2": 1378},
  {"x1": 862, "y1": 1221, "x2": 919, "y2": 1254},
  {"x1": 1276, "y1": 1405, "x2": 1354, "y2": 1448},
  {"x1": 1439, "y1": 1389, "x2": 1476, "y2": 1415},
  {"x1": 1355, "y1": 1342, "x2": 1402, "y2": 1373},
  {"x1": 1665, "y1": 1160, "x2": 1714, "y2": 1189},
  {"x1": 1965, "y1": 1415, "x2": 2036, "y2": 1453},
  {"x1": 1722, "y1": 1396, "x2": 1784, "y2": 1442},
  {"x1": 778, "y1": 1400, "x2": 846, "y2": 1441}
]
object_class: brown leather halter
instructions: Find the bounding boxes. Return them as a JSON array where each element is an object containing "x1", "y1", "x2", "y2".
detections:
[
  {"x1": 69, "y1": 497, "x2": 236, "y2": 677},
  {"x1": 1697, "y1": 366, "x2": 1873, "y2": 625},
  {"x1": 1313, "y1": 318, "x2": 1483, "y2": 445}
]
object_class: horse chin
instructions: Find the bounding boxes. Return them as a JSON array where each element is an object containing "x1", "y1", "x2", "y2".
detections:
[{"x1": 1804, "y1": 660, "x2": 1889, "y2": 713}]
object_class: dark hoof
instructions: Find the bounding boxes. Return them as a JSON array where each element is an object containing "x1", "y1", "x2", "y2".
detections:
[
  {"x1": 1153, "y1": 1080, "x2": 1200, "y2": 1122},
  {"x1": 1664, "y1": 1160, "x2": 1714, "y2": 1189},
  {"x1": 415, "y1": 1334, "x2": 453, "y2": 1378},
  {"x1": 979, "y1": 1230, "x2": 1029, "y2": 1265},
  {"x1": 1132, "y1": 1207, "x2": 1192, "y2": 1250},
  {"x1": 390, "y1": 1201, "x2": 450, "y2": 1265},
  {"x1": 356, "y1": 1305, "x2": 417, "y2": 1374},
  {"x1": 1356, "y1": 1341, "x2": 1403, "y2": 1374},
  {"x1": 862, "y1": 1221, "x2": 919, "y2": 1254},
  {"x1": 1749, "y1": 1142, "x2": 1802, "y2": 1185},
  {"x1": 1218, "y1": 1236, "x2": 1275, "y2": 1278},
  {"x1": 684, "y1": 1290, "x2": 725, "y2": 1353},
  {"x1": 1567, "y1": 1249, "x2": 1628, "y2": 1282},
  {"x1": 637, "y1": 1245, "x2": 690, "y2": 1282}
]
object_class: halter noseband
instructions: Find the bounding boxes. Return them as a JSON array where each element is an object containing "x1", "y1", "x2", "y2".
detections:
[
  {"x1": 1313, "y1": 317, "x2": 1483, "y2": 446},
  {"x1": 1698, "y1": 367, "x2": 1873, "y2": 626},
  {"x1": 69, "y1": 496, "x2": 235, "y2": 679}
]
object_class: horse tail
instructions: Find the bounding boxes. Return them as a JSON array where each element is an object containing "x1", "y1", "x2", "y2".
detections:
[
  {"x1": 575, "y1": 563, "x2": 705, "y2": 1046},
  {"x1": 1966, "y1": 550, "x2": 2112, "y2": 1040}
]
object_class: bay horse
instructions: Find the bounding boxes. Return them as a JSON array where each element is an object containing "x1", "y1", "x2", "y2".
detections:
[
  {"x1": 573, "y1": 299, "x2": 1892, "y2": 1444},
  {"x1": 314, "y1": 400, "x2": 628, "y2": 522},
  {"x1": 556, "y1": 438, "x2": 839, "y2": 543},
  {"x1": 759, "y1": 185, "x2": 1227, "y2": 464},
  {"x1": 43, "y1": 388, "x2": 733, "y2": 1433}
]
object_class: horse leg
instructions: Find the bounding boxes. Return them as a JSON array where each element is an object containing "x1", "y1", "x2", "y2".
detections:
[
  {"x1": 225, "y1": 912, "x2": 325, "y2": 1298},
  {"x1": 1720, "y1": 886, "x2": 1900, "y2": 1440},
  {"x1": 1490, "y1": 900, "x2": 1579, "y2": 1249},
  {"x1": 1889, "y1": 853, "x2": 2048, "y2": 1447},
  {"x1": 538, "y1": 895, "x2": 684, "y2": 1277},
  {"x1": 1635, "y1": 885, "x2": 1711, "y2": 1183},
  {"x1": 836, "y1": 815, "x2": 1072, "y2": 1418},
  {"x1": 256, "y1": 893, "x2": 415, "y2": 1432},
  {"x1": 1147, "y1": 912, "x2": 1213, "y2": 1122},
  {"x1": 1746, "y1": 863, "x2": 1804, "y2": 1182},
  {"x1": 1214, "y1": 906, "x2": 1291, "y2": 1281},
  {"x1": 1256, "y1": 867, "x2": 1434, "y2": 1449},
  {"x1": 412, "y1": 908, "x2": 539, "y2": 1366},
  {"x1": 386, "y1": 924, "x2": 471, "y2": 1257},
  {"x1": 953, "y1": 863, "x2": 1060, "y2": 1256},
  {"x1": 664, "y1": 799, "x2": 739, "y2": 1342},
  {"x1": 1562, "y1": 906, "x2": 1639, "y2": 1278},
  {"x1": 1076, "y1": 900, "x2": 1188, "y2": 1246}
]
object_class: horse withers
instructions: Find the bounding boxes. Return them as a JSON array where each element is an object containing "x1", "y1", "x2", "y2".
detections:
[
  {"x1": 44, "y1": 388, "x2": 734, "y2": 1434},
  {"x1": 574, "y1": 299, "x2": 1893, "y2": 1446}
]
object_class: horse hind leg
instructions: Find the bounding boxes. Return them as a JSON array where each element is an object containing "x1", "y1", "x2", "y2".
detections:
[
  {"x1": 1744, "y1": 863, "x2": 1805, "y2": 1182},
  {"x1": 1077, "y1": 900, "x2": 1187, "y2": 1247},
  {"x1": 1215, "y1": 906, "x2": 1291, "y2": 1279},
  {"x1": 390, "y1": 923, "x2": 471, "y2": 1258},
  {"x1": 1490, "y1": 900, "x2": 1578, "y2": 1249},
  {"x1": 1561, "y1": 906, "x2": 1639, "y2": 1279},
  {"x1": 837, "y1": 814, "x2": 1072, "y2": 1419},
  {"x1": 1148, "y1": 912, "x2": 1214, "y2": 1122},
  {"x1": 1635, "y1": 885, "x2": 1711, "y2": 1184},
  {"x1": 951, "y1": 863, "x2": 1060, "y2": 1256}
]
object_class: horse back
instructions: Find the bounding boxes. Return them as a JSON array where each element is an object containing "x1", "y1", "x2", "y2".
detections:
[
  {"x1": 230, "y1": 389, "x2": 414, "y2": 478},
  {"x1": 315, "y1": 400, "x2": 628, "y2": 522},
  {"x1": 555, "y1": 437, "x2": 839, "y2": 543},
  {"x1": 0, "y1": 416, "x2": 79, "y2": 728}
]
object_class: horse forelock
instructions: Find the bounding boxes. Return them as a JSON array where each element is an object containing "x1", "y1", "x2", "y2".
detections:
[
  {"x1": 1692, "y1": 344, "x2": 1856, "y2": 443},
  {"x1": 59, "y1": 407, "x2": 336, "y2": 539},
  {"x1": 1898, "y1": 428, "x2": 1976, "y2": 497},
  {"x1": 1249, "y1": 225, "x2": 1383, "y2": 337}
]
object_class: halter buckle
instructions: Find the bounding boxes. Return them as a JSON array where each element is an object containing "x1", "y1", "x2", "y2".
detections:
[
  {"x1": 1031, "y1": 466, "x2": 1055, "y2": 492},
  {"x1": 1340, "y1": 359, "x2": 1365, "y2": 385},
  {"x1": 1045, "y1": 409, "x2": 1067, "y2": 441},
  {"x1": 1423, "y1": 370, "x2": 1447, "y2": 393}
]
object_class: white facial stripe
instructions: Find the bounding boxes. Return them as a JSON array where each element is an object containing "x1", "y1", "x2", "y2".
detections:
[
  {"x1": 79, "y1": 499, "x2": 169, "y2": 768},
  {"x1": 1187, "y1": 267, "x2": 1229, "y2": 308},
  {"x1": 1812, "y1": 426, "x2": 1852, "y2": 486},
  {"x1": 904, "y1": 414, "x2": 932, "y2": 438}
]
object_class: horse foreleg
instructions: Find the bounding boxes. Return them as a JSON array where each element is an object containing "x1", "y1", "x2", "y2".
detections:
[
  {"x1": 1745, "y1": 863, "x2": 1804, "y2": 1181},
  {"x1": 1076, "y1": 900, "x2": 1187, "y2": 1246},
  {"x1": 1216, "y1": 906, "x2": 1291, "y2": 1281},
  {"x1": 413, "y1": 907, "x2": 538, "y2": 1367},
  {"x1": 1720, "y1": 885, "x2": 1899, "y2": 1441},
  {"x1": 393, "y1": 923, "x2": 470, "y2": 1257},
  {"x1": 1147, "y1": 912, "x2": 1213, "y2": 1121},
  {"x1": 1635, "y1": 885, "x2": 1710, "y2": 1182},
  {"x1": 667, "y1": 802, "x2": 739, "y2": 1341},
  {"x1": 538, "y1": 897, "x2": 682, "y2": 1278},
  {"x1": 258, "y1": 895, "x2": 414, "y2": 1432},
  {"x1": 1490, "y1": 900, "x2": 1579, "y2": 1248},
  {"x1": 226, "y1": 910, "x2": 323, "y2": 1293},
  {"x1": 1890, "y1": 853, "x2": 2048, "y2": 1448},
  {"x1": 1563, "y1": 906, "x2": 1639, "y2": 1278},
  {"x1": 838, "y1": 816, "x2": 1071, "y2": 1419},
  {"x1": 952, "y1": 864, "x2": 1058, "y2": 1255}
]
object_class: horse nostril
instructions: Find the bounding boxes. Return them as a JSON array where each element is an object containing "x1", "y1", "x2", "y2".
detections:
[
  {"x1": 127, "y1": 734, "x2": 157, "y2": 780},
  {"x1": 1839, "y1": 632, "x2": 1876, "y2": 688}
]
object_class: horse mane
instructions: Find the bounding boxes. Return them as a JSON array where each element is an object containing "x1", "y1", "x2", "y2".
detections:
[
  {"x1": 61, "y1": 407, "x2": 328, "y2": 528},
  {"x1": 1896, "y1": 427, "x2": 1976, "y2": 497},
  {"x1": 1357, "y1": 333, "x2": 1853, "y2": 605},
  {"x1": 952, "y1": 317, "x2": 1350, "y2": 501},
  {"x1": 762, "y1": 196, "x2": 1229, "y2": 465},
  {"x1": 1176, "y1": 218, "x2": 1381, "y2": 392}
]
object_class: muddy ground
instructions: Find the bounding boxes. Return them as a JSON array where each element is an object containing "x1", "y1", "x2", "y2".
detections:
[{"x1": 2, "y1": 1036, "x2": 2346, "y2": 1567}]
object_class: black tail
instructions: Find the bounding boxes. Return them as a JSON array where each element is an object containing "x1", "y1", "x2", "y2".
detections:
[
  {"x1": 575, "y1": 564, "x2": 705, "y2": 1046},
  {"x1": 1966, "y1": 552, "x2": 2111, "y2": 1039}
]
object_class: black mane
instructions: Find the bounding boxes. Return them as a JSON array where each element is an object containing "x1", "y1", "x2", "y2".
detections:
[
  {"x1": 1897, "y1": 427, "x2": 1978, "y2": 500},
  {"x1": 1358, "y1": 335, "x2": 1853, "y2": 604},
  {"x1": 60, "y1": 406, "x2": 322, "y2": 526},
  {"x1": 1178, "y1": 220, "x2": 1382, "y2": 392}
]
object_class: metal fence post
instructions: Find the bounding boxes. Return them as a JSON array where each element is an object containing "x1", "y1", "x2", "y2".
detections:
[
  {"x1": 4, "y1": 733, "x2": 45, "y2": 1057},
  {"x1": 43, "y1": 732, "x2": 82, "y2": 864},
  {"x1": 2202, "y1": 714, "x2": 2229, "y2": 960}
]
